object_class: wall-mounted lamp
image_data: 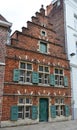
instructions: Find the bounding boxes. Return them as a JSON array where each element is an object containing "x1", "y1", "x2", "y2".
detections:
[{"x1": 70, "y1": 53, "x2": 75, "y2": 56}]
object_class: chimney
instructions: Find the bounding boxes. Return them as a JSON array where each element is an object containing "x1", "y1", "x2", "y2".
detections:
[
  {"x1": 40, "y1": 5, "x2": 45, "y2": 16},
  {"x1": 46, "y1": 4, "x2": 53, "y2": 15}
]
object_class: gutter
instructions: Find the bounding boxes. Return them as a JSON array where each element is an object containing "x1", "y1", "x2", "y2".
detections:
[{"x1": 0, "y1": 20, "x2": 12, "y2": 28}]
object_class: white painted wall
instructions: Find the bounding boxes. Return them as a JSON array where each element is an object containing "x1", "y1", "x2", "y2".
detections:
[{"x1": 64, "y1": 0, "x2": 77, "y2": 119}]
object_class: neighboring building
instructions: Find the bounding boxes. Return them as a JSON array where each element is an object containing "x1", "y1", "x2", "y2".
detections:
[
  {"x1": 0, "y1": 14, "x2": 12, "y2": 127},
  {"x1": 0, "y1": 6, "x2": 71, "y2": 127},
  {"x1": 47, "y1": 0, "x2": 77, "y2": 120}
]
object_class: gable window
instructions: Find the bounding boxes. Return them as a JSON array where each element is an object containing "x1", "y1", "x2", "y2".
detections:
[
  {"x1": 41, "y1": 30, "x2": 46, "y2": 36},
  {"x1": 40, "y1": 41, "x2": 47, "y2": 53},
  {"x1": 55, "y1": 68, "x2": 64, "y2": 86},
  {"x1": 19, "y1": 62, "x2": 32, "y2": 83},
  {"x1": 38, "y1": 65, "x2": 49, "y2": 85},
  {"x1": 18, "y1": 97, "x2": 32, "y2": 119}
]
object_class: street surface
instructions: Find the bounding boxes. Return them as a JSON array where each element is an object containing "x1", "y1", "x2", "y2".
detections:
[{"x1": 1, "y1": 120, "x2": 77, "y2": 130}]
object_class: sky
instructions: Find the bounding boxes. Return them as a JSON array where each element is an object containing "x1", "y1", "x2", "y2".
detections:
[{"x1": 0, "y1": 0, "x2": 52, "y2": 34}]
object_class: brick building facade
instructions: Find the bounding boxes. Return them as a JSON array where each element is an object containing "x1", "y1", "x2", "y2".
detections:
[
  {"x1": 0, "y1": 15, "x2": 12, "y2": 127},
  {"x1": 1, "y1": 6, "x2": 71, "y2": 127}
]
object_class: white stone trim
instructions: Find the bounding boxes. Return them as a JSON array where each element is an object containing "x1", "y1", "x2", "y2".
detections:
[
  {"x1": 70, "y1": 63, "x2": 77, "y2": 68},
  {"x1": 52, "y1": 0, "x2": 57, "y2": 4},
  {"x1": 0, "y1": 20, "x2": 12, "y2": 28},
  {"x1": 0, "y1": 62, "x2": 5, "y2": 66}
]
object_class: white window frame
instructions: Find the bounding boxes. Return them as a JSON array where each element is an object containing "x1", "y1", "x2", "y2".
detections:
[
  {"x1": 55, "y1": 98, "x2": 65, "y2": 116},
  {"x1": 38, "y1": 65, "x2": 50, "y2": 85},
  {"x1": 54, "y1": 68, "x2": 64, "y2": 87},
  {"x1": 18, "y1": 97, "x2": 32, "y2": 119},
  {"x1": 19, "y1": 62, "x2": 33, "y2": 84}
]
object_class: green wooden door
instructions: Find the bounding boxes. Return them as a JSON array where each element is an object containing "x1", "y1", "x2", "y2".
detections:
[{"x1": 39, "y1": 98, "x2": 48, "y2": 122}]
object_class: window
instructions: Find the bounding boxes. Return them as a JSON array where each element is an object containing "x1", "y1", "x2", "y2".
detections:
[
  {"x1": 74, "y1": 14, "x2": 77, "y2": 30},
  {"x1": 18, "y1": 97, "x2": 32, "y2": 119},
  {"x1": 6, "y1": 30, "x2": 11, "y2": 45},
  {"x1": 57, "y1": 0, "x2": 60, "y2": 7},
  {"x1": 38, "y1": 65, "x2": 49, "y2": 85},
  {"x1": 55, "y1": 98, "x2": 65, "y2": 116},
  {"x1": 41, "y1": 30, "x2": 46, "y2": 36},
  {"x1": 55, "y1": 68, "x2": 64, "y2": 86},
  {"x1": 19, "y1": 62, "x2": 32, "y2": 83},
  {"x1": 40, "y1": 42, "x2": 47, "y2": 53},
  {"x1": 76, "y1": 42, "x2": 77, "y2": 56}
]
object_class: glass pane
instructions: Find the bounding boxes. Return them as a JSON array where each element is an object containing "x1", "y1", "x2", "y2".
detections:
[
  {"x1": 19, "y1": 98, "x2": 24, "y2": 103},
  {"x1": 26, "y1": 72, "x2": 31, "y2": 82},
  {"x1": 26, "y1": 77, "x2": 30, "y2": 82},
  {"x1": 27, "y1": 71, "x2": 31, "y2": 76},
  {"x1": 39, "y1": 66, "x2": 43, "y2": 71},
  {"x1": 45, "y1": 67, "x2": 49, "y2": 72},
  {"x1": 18, "y1": 106, "x2": 23, "y2": 111},
  {"x1": 39, "y1": 73, "x2": 43, "y2": 83},
  {"x1": 55, "y1": 75, "x2": 58, "y2": 80},
  {"x1": 55, "y1": 99, "x2": 59, "y2": 103},
  {"x1": 45, "y1": 74, "x2": 48, "y2": 78},
  {"x1": 55, "y1": 69, "x2": 58, "y2": 74},
  {"x1": 20, "y1": 62, "x2": 25, "y2": 69},
  {"x1": 20, "y1": 77, "x2": 24, "y2": 82},
  {"x1": 27, "y1": 64, "x2": 32, "y2": 70},
  {"x1": 25, "y1": 113, "x2": 29, "y2": 117},
  {"x1": 42, "y1": 31, "x2": 45, "y2": 36},
  {"x1": 61, "y1": 99, "x2": 64, "y2": 103},
  {"x1": 26, "y1": 106, "x2": 30, "y2": 111},
  {"x1": 18, "y1": 113, "x2": 23, "y2": 118},
  {"x1": 60, "y1": 70, "x2": 63, "y2": 74},
  {"x1": 26, "y1": 98, "x2": 30, "y2": 103}
]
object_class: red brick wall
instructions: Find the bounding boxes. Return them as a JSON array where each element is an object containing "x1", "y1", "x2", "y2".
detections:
[
  {"x1": 0, "y1": 26, "x2": 8, "y2": 122},
  {"x1": 47, "y1": 0, "x2": 65, "y2": 49}
]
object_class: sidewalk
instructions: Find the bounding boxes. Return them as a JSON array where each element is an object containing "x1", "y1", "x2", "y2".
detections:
[{"x1": 1, "y1": 120, "x2": 77, "y2": 130}]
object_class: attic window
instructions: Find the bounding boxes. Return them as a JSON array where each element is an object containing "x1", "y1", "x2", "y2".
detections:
[{"x1": 41, "y1": 30, "x2": 46, "y2": 36}]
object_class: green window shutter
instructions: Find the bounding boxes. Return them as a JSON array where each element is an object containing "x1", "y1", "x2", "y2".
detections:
[
  {"x1": 11, "y1": 106, "x2": 18, "y2": 121},
  {"x1": 50, "y1": 105, "x2": 56, "y2": 118},
  {"x1": 49, "y1": 74, "x2": 55, "y2": 86},
  {"x1": 32, "y1": 72, "x2": 39, "y2": 84},
  {"x1": 65, "y1": 105, "x2": 70, "y2": 117},
  {"x1": 64, "y1": 76, "x2": 68, "y2": 87},
  {"x1": 32, "y1": 106, "x2": 38, "y2": 120},
  {"x1": 13, "y1": 69, "x2": 20, "y2": 82}
]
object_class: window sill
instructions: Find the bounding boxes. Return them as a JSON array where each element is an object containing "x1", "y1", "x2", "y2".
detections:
[
  {"x1": 55, "y1": 85, "x2": 65, "y2": 88},
  {"x1": 38, "y1": 83, "x2": 50, "y2": 86},
  {"x1": 19, "y1": 82, "x2": 32, "y2": 85}
]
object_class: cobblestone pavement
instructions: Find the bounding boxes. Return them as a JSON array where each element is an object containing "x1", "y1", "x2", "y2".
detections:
[{"x1": 1, "y1": 120, "x2": 77, "y2": 130}]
